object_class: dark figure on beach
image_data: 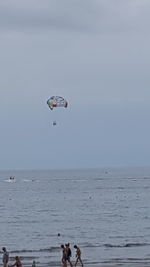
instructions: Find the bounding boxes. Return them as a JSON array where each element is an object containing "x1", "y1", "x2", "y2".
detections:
[
  {"x1": 2, "y1": 247, "x2": 9, "y2": 267},
  {"x1": 9, "y1": 256, "x2": 22, "y2": 267},
  {"x1": 74, "y1": 245, "x2": 83, "y2": 267},
  {"x1": 65, "y1": 243, "x2": 73, "y2": 267},
  {"x1": 61, "y1": 244, "x2": 67, "y2": 267}
]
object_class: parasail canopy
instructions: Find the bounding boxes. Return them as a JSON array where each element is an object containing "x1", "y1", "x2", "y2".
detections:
[{"x1": 47, "y1": 96, "x2": 68, "y2": 110}]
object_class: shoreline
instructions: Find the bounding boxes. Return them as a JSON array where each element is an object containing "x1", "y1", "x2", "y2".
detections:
[{"x1": 0, "y1": 259, "x2": 150, "y2": 267}]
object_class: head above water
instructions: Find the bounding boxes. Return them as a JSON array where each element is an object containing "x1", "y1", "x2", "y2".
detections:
[{"x1": 2, "y1": 247, "x2": 6, "y2": 252}]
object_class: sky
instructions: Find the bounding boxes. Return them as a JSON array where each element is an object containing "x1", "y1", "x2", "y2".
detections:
[{"x1": 0, "y1": 0, "x2": 150, "y2": 170}]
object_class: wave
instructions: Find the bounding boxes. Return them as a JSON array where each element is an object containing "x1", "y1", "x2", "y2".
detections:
[
  {"x1": 10, "y1": 247, "x2": 60, "y2": 254},
  {"x1": 103, "y1": 242, "x2": 150, "y2": 248}
]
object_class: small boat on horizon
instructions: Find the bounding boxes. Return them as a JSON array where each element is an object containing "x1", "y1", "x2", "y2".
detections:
[{"x1": 9, "y1": 176, "x2": 15, "y2": 180}]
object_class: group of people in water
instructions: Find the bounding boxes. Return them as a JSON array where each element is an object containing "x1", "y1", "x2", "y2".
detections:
[
  {"x1": 1, "y1": 244, "x2": 83, "y2": 267},
  {"x1": 61, "y1": 243, "x2": 83, "y2": 267},
  {"x1": 2, "y1": 247, "x2": 35, "y2": 267},
  {"x1": 2, "y1": 247, "x2": 22, "y2": 267}
]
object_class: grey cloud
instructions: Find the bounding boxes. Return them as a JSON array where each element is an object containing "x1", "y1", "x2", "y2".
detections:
[
  {"x1": 0, "y1": 0, "x2": 99, "y2": 33},
  {"x1": 0, "y1": 0, "x2": 150, "y2": 34},
  {"x1": 93, "y1": 0, "x2": 150, "y2": 34},
  {"x1": 0, "y1": 1, "x2": 149, "y2": 169}
]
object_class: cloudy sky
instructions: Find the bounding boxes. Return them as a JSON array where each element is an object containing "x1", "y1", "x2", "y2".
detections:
[{"x1": 0, "y1": 0, "x2": 150, "y2": 170}]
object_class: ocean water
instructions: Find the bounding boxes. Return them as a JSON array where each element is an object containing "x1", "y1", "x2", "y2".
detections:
[{"x1": 0, "y1": 167, "x2": 150, "y2": 266}]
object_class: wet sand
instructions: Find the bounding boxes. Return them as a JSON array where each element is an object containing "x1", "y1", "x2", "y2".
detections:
[{"x1": 0, "y1": 260, "x2": 150, "y2": 267}]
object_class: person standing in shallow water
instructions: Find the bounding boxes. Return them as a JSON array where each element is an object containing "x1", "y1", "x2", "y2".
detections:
[
  {"x1": 65, "y1": 243, "x2": 73, "y2": 267},
  {"x1": 74, "y1": 245, "x2": 83, "y2": 267},
  {"x1": 9, "y1": 256, "x2": 22, "y2": 267},
  {"x1": 61, "y1": 244, "x2": 67, "y2": 267},
  {"x1": 2, "y1": 247, "x2": 9, "y2": 267},
  {"x1": 32, "y1": 260, "x2": 36, "y2": 267}
]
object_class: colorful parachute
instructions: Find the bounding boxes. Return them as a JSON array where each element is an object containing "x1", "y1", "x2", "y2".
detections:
[{"x1": 47, "y1": 96, "x2": 68, "y2": 110}]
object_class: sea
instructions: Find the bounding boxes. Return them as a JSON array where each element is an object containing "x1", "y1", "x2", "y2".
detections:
[{"x1": 0, "y1": 167, "x2": 150, "y2": 267}]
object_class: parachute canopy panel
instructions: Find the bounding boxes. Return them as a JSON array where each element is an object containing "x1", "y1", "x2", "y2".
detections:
[{"x1": 47, "y1": 96, "x2": 68, "y2": 110}]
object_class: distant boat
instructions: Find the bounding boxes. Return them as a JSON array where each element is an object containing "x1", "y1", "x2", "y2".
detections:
[{"x1": 9, "y1": 176, "x2": 15, "y2": 180}]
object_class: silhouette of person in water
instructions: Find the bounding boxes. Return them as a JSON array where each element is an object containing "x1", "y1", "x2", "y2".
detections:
[
  {"x1": 9, "y1": 256, "x2": 22, "y2": 267},
  {"x1": 61, "y1": 244, "x2": 67, "y2": 267},
  {"x1": 74, "y1": 245, "x2": 83, "y2": 267},
  {"x1": 2, "y1": 247, "x2": 9, "y2": 267},
  {"x1": 32, "y1": 260, "x2": 36, "y2": 267},
  {"x1": 65, "y1": 243, "x2": 73, "y2": 267}
]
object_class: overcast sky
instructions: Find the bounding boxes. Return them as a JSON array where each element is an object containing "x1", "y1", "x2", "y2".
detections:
[{"x1": 0, "y1": 0, "x2": 150, "y2": 170}]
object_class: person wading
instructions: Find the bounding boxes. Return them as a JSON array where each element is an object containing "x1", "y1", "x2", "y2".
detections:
[
  {"x1": 74, "y1": 245, "x2": 83, "y2": 267},
  {"x1": 2, "y1": 247, "x2": 9, "y2": 267}
]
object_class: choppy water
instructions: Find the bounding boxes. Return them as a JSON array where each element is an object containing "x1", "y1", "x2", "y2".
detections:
[{"x1": 0, "y1": 167, "x2": 150, "y2": 266}]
